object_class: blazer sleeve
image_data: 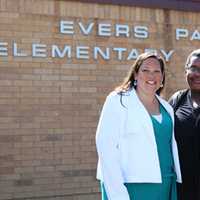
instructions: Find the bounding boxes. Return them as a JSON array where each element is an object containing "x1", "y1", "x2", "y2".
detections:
[{"x1": 96, "y1": 93, "x2": 130, "y2": 200}]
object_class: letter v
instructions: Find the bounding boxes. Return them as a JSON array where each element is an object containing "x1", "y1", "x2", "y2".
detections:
[{"x1": 78, "y1": 22, "x2": 94, "y2": 35}]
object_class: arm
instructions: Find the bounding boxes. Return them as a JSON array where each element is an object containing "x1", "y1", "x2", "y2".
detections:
[{"x1": 96, "y1": 93, "x2": 130, "y2": 200}]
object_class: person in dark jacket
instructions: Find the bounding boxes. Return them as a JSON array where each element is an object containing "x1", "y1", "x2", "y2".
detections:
[{"x1": 169, "y1": 49, "x2": 200, "y2": 200}]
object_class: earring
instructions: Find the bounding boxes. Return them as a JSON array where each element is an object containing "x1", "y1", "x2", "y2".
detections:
[
  {"x1": 133, "y1": 80, "x2": 137, "y2": 86},
  {"x1": 160, "y1": 83, "x2": 163, "y2": 88}
]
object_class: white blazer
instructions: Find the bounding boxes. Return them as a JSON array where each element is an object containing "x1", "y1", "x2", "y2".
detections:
[{"x1": 96, "y1": 89, "x2": 182, "y2": 200}]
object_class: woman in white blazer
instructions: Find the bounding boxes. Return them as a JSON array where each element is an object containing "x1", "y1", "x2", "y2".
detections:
[{"x1": 96, "y1": 52, "x2": 182, "y2": 200}]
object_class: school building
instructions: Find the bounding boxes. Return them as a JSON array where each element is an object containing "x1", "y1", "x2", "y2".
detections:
[{"x1": 0, "y1": 0, "x2": 200, "y2": 199}]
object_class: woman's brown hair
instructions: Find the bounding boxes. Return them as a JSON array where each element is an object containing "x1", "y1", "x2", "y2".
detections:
[{"x1": 116, "y1": 51, "x2": 166, "y2": 95}]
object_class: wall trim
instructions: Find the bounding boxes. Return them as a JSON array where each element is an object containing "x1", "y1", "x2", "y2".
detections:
[{"x1": 70, "y1": 0, "x2": 200, "y2": 12}]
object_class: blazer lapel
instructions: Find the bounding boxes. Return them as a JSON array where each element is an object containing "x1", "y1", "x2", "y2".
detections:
[{"x1": 126, "y1": 89, "x2": 157, "y2": 146}]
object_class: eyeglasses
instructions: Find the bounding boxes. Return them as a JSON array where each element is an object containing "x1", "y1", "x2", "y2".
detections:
[{"x1": 186, "y1": 66, "x2": 200, "y2": 74}]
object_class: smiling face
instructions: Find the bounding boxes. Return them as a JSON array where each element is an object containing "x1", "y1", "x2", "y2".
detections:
[
  {"x1": 135, "y1": 57, "x2": 163, "y2": 96},
  {"x1": 186, "y1": 57, "x2": 200, "y2": 92}
]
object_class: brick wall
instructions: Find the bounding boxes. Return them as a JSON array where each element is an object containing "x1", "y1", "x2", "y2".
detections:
[{"x1": 0, "y1": 0, "x2": 200, "y2": 199}]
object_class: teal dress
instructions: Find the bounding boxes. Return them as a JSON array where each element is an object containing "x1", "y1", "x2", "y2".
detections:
[{"x1": 100, "y1": 104, "x2": 177, "y2": 200}]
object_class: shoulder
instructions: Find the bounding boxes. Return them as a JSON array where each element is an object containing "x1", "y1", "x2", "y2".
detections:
[
  {"x1": 170, "y1": 89, "x2": 188, "y2": 100},
  {"x1": 107, "y1": 89, "x2": 133, "y2": 101},
  {"x1": 105, "y1": 89, "x2": 134, "y2": 109},
  {"x1": 103, "y1": 90, "x2": 122, "y2": 109},
  {"x1": 168, "y1": 89, "x2": 188, "y2": 108},
  {"x1": 106, "y1": 90, "x2": 120, "y2": 101}
]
